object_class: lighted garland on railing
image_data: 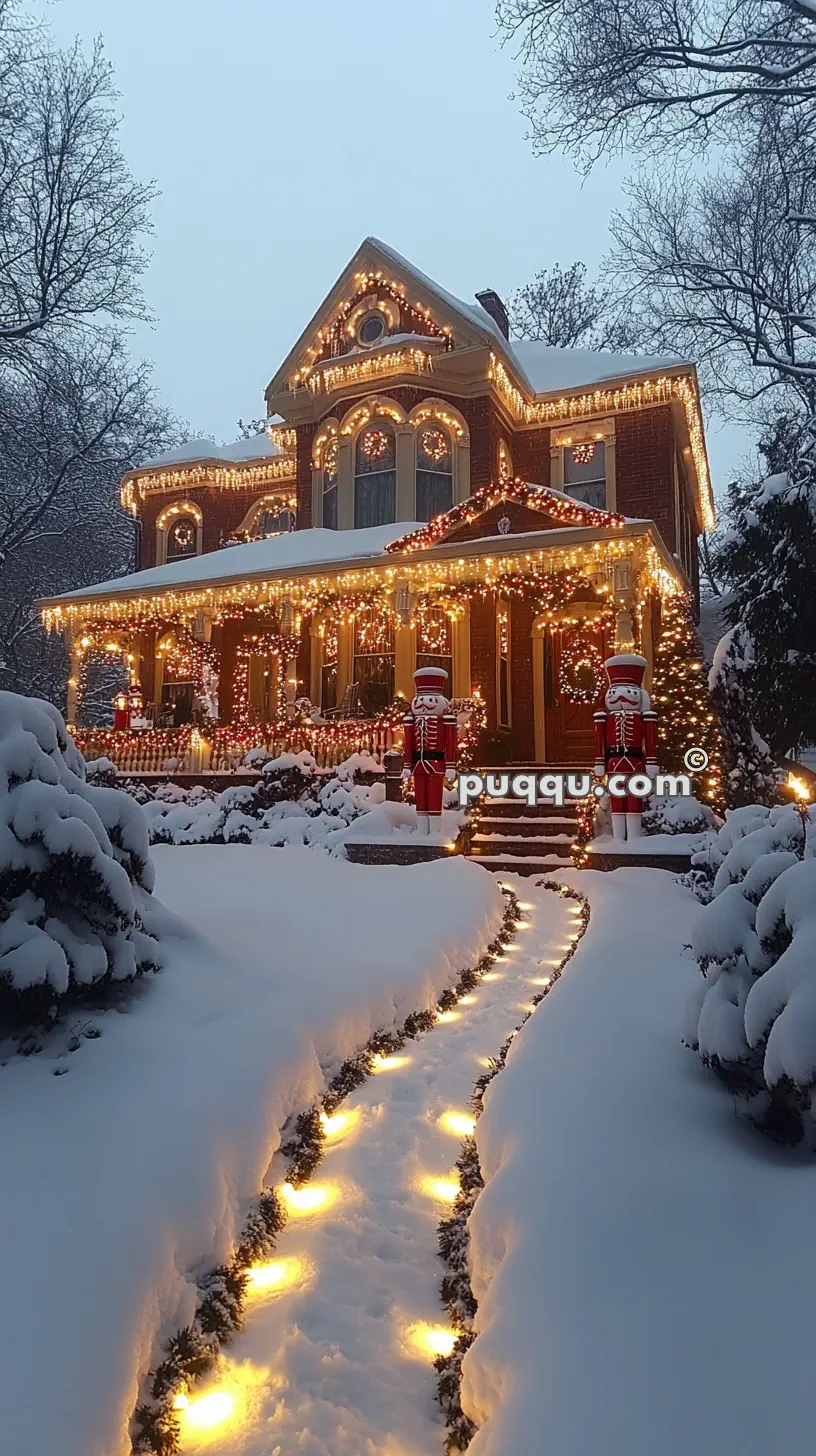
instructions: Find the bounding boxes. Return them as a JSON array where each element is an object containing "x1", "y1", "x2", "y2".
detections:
[
  {"x1": 435, "y1": 883, "x2": 591, "y2": 1451},
  {"x1": 387, "y1": 478, "x2": 626, "y2": 555},
  {"x1": 130, "y1": 890, "x2": 522, "y2": 1456}
]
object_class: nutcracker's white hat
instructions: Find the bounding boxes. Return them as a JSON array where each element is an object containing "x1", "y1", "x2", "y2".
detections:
[
  {"x1": 604, "y1": 653, "x2": 647, "y2": 686},
  {"x1": 413, "y1": 666, "x2": 449, "y2": 692}
]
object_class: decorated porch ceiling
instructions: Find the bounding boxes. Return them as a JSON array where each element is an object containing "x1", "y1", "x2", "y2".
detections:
[{"x1": 386, "y1": 479, "x2": 627, "y2": 555}]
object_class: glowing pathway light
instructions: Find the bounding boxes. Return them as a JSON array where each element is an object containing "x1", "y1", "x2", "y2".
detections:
[
  {"x1": 320, "y1": 1107, "x2": 360, "y2": 1141},
  {"x1": 246, "y1": 1256, "x2": 305, "y2": 1296},
  {"x1": 174, "y1": 1388, "x2": 235, "y2": 1433},
  {"x1": 281, "y1": 1181, "x2": 337, "y2": 1215},
  {"x1": 419, "y1": 1175, "x2": 459, "y2": 1204},
  {"x1": 438, "y1": 1110, "x2": 476, "y2": 1138},
  {"x1": 372, "y1": 1052, "x2": 412, "y2": 1073},
  {"x1": 436, "y1": 1009, "x2": 460, "y2": 1024},
  {"x1": 407, "y1": 1323, "x2": 457, "y2": 1359}
]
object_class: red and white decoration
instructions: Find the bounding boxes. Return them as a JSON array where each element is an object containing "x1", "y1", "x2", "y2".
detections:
[
  {"x1": 593, "y1": 654, "x2": 658, "y2": 841},
  {"x1": 401, "y1": 666, "x2": 458, "y2": 833}
]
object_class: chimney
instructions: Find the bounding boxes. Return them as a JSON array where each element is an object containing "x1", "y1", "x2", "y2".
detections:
[{"x1": 475, "y1": 289, "x2": 510, "y2": 339}]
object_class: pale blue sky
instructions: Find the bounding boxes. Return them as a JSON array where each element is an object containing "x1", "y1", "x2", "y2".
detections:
[{"x1": 48, "y1": 0, "x2": 741, "y2": 494}]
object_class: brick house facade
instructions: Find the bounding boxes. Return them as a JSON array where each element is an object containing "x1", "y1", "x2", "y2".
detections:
[{"x1": 42, "y1": 237, "x2": 714, "y2": 769}]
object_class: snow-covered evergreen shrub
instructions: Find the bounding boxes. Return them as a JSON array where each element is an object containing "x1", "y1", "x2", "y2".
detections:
[
  {"x1": 642, "y1": 793, "x2": 718, "y2": 836},
  {"x1": 0, "y1": 692, "x2": 162, "y2": 1016},
  {"x1": 140, "y1": 753, "x2": 386, "y2": 849},
  {"x1": 686, "y1": 799, "x2": 816, "y2": 1143},
  {"x1": 709, "y1": 627, "x2": 780, "y2": 808}
]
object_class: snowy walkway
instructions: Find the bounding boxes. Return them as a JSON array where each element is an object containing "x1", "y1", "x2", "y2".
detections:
[{"x1": 175, "y1": 882, "x2": 578, "y2": 1456}]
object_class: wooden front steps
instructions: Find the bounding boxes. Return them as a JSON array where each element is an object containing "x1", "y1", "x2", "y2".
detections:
[{"x1": 465, "y1": 767, "x2": 583, "y2": 877}]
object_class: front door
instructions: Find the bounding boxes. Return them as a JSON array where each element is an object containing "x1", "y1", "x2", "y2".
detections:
[{"x1": 541, "y1": 625, "x2": 609, "y2": 764}]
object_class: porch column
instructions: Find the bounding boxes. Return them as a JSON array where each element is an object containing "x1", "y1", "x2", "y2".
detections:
[
  {"x1": 395, "y1": 620, "x2": 416, "y2": 700},
  {"x1": 453, "y1": 438, "x2": 471, "y2": 504},
  {"x1": 336, "y1": 618, "x2": 353, "y2": 702},
  {"x1": 640, "y1": 594, "x2": 656, "y2": 690},
  {"x1": 452, "y1": 604, "x2": 470, "y2": 697},
  {"x1": 310, "y1": 617, "x2": 323, "y2": 704},
  {"x1": 396, "y1": 425, "x2": 415, "y2": 521},
  {"x1": 66, "y1": 629, "x2": 80, "y2": 726},
  {"x1": 337, "y1": 437, "x2": 354, "y2": 531}
]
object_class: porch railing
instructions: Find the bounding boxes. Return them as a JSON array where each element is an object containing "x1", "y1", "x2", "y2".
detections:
[{"x1": 73, "y1": 720, "x2": 399, "y2": 775}]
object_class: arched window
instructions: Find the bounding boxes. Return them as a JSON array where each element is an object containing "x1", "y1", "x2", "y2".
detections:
[
  {"x1": 166, "y1": 515, "x2": 199, "y2": 561},
  {"x1": 355, "y1": 422, "x2": 396, "y2": 529},
  {"x1": 416, "y1": 606, "x2": 453, "y2": 685},
  {"x1": 353, "y1": 606, "x2": 395, "y2": 713},
  {"x1": 257, "y1": 504, "x2": 295, "y2": 537},
  {"x1": 416, "y1": 424, "x2": 453, "y2": 521},
  {"x1": 323, "y1": 436, "x2": 338, "y2": 530}
]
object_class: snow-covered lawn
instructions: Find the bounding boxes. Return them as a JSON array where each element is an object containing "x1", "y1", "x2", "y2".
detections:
[
  {"x1": 464, "y1": 867, "x2": 816, "y2": 1455},
  {"x1": 0, "y1": 847, "x2": 502, "y2": 1456}
]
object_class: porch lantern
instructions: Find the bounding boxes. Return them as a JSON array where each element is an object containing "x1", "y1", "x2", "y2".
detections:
[
  {"x1": 113, "y1": 690, "x2": 131, "y2": 730},
  {"x1": 128, "y1": 683, "x2": 145, "y2": 720}
]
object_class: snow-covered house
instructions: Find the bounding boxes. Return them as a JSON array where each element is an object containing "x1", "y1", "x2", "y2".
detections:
[{"x1": 39, "y1": 237, "x2": 714, "y2": 770}]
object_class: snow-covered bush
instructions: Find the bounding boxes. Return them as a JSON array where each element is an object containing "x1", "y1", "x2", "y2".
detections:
[
  {"x1": 685, "y1": 798, "x2": 816, "y2": 1143},
  {"x1": 0, "y1": 692, "x2": 163, "y2": 1017},
  {"x1": 140, "y1": 753, "x2": 387, "y2": 850},
  {"x1": 642, "y1": 793, "x2": 718, "y2": 837},
  {"x1": 84, "y1": 756, "x2": 119, "y2": 787}
]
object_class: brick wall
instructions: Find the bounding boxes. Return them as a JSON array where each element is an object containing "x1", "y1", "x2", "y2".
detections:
[
  {"x1": 137, "y1": 484, "x2": 292, "y2": 570},
  {"x1": 513, "y1": 427, "x2": 551, "y2": 488},
  {"x1": 615, "y1": 407, "x2": 676, "y2": 551}
]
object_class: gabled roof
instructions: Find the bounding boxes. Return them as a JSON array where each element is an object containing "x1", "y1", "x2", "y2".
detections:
[
  {"x1": 386, "y1": 479, "x2": 626, "y2": 554},
  {"x1": 266, "y1": 235, "x2": 691, "y2": 403}
]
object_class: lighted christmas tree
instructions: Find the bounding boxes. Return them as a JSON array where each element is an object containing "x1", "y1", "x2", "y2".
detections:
[{"x1": 649, "y1": 592, "x2": 725, "y2": 812}]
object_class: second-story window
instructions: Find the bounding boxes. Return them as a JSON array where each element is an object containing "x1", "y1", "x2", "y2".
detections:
[
  {"x1": 166, "y1": 515, "x2": 199, "y2": 561},
  {"x1": 416, "y1": 425, "x2": 453, "y2": 521},
  {"x1": 323, "y1": 437, "x2": 338, "y2": 530},
  {"x1": 563, "y1": 440, "x2": 606, "y2": 510},
  {"x1": 355, "y1": 423, "x2": 396, "y2": 529}
]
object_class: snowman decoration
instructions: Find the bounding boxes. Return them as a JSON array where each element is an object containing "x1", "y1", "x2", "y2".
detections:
[
  {"x1": 593, "y1": 654, "x2": 658, "y2": 841},
  {"x1": 401, "y1": 666, "x2": 459, "y2": 834}
]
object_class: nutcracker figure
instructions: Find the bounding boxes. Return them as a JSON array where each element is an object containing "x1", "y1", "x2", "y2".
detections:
[
  {"x1": 593, "y1": 653, "x2": 658, "y2": 841},
  {"x1": 402, "y1": 666, "x2": 459, "y2": 834}
]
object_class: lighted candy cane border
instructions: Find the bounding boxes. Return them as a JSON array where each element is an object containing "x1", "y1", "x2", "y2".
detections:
[
  {"x1": 434, "y1": 882, "x2": 591, "y2": 1451},
  {"x1": 130, "y1": 890, "x2": 523, "y2": 1456}
]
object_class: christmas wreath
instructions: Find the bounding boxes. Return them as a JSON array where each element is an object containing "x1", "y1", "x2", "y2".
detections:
[{"x1": 559, "y1": 634, "x2": 605, "y2": 703}]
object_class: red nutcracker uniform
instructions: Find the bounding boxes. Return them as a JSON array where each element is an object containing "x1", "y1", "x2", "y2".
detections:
[
  {"x1": 593, "y1": 654, "x2": 658, "y2": 841},
  {"x1": 402, "y1": 666, "x2": 458, "y2": 833}
]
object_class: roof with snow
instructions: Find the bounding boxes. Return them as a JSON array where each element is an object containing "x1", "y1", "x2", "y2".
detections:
[
  {"x1": 38, "y1": 501, "x2": 675, "y2": 616},
  {"x1": 41, "y1": 524, "x2": 423, "y2": 605},
  {"x1": 133, "y1": 433, "x2": 287, "y2": 473},
  {"x1": 266, "y1": 236, "x2": 691, "y2": 403}
]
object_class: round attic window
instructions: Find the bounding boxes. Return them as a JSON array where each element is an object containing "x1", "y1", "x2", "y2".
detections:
[{"x1": 357, "y1": 312, "x2": 387, "y2": 347}]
